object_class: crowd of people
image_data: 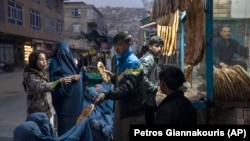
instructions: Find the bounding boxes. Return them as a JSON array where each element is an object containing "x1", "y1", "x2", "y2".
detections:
[{"x1": 15, "y1": 31, "x2": 201, "y2": 141}]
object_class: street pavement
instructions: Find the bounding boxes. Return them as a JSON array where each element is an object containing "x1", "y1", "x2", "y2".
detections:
[{"x1": 0, "y1": 68, "x2": 26, "y2": 141}]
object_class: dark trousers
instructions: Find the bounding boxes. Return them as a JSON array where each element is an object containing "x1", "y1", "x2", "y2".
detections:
[{"x1": 145, "y1": 105, "x2": 156, "y2": 125}]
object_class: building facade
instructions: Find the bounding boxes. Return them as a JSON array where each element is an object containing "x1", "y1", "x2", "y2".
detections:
[
  {"x1": 0, "y1": 0, "x2": 64, "y2": 67},
  {"x1": 63, "y1": 1, "x2": 107, "y2": 58}
]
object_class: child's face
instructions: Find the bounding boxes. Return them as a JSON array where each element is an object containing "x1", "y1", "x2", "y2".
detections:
[{"x1": 37, "y1": 53, "x2": 47, "y2": 71}]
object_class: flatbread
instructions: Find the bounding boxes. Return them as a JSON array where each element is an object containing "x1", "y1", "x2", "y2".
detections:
[
  {"x1": 97, "y1": 61, "x2": 111, "y2": 83},
  {"x1": 76, "y1": 104, "x2": 95, "y2": 124}
]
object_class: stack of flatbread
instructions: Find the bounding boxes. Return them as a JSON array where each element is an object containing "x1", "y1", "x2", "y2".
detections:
[{"x1": 214, "y1": 65, "x2": 250, "y2": 101}]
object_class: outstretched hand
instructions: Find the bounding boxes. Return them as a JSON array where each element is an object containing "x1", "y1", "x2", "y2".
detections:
[
  {"x1": 219, "y1": 62, "x2": 228, "y2": 68},
  {"x1": 59, "y1": 77, "x2": 72, "y2": 85},
  {"x1": 94, "y1": 93, "x2": 106, "y2": 105},
  {"x1": 105, "y1": 70, "x2": 114, "y2": 78}
]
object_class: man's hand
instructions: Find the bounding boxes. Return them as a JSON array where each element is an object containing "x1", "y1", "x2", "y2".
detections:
[
  {"x1": 94, "y1": 93, "x2": 106, "y2": 105},
  {"x1": 105, "y1": 70, "x2": 114, "y2": 78},
  {"x1": 81, "y1": 66, "x2": 87, "y2": 71}
]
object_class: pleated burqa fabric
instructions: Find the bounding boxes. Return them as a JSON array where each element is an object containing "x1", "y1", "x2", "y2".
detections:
[{"x1": 49, "y1": 41, "x2": 84, "y2": 136}]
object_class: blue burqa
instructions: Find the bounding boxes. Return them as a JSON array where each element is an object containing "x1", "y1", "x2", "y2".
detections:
[
  {"x1": 13, "y1": 83, "x2": 114, "y2": 141},
  {"x1": 13, "y1": 112, "x2": 95, "y2": 141},
  {"x1": 49, "y1": 41, "x2": 84, "y2": 136}
]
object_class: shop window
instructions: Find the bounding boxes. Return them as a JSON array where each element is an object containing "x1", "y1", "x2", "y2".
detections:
[{"x1": 24, "y1": 45, "x2": 33, "y2": 64}]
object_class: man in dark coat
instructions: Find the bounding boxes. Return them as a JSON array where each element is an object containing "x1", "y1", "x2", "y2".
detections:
[
  {"x1": 214, "y1": 25, "x2": 249, "y2": 70},
  {"x1": 140, "y1": 36, "x2": 163, "y2": 125}
]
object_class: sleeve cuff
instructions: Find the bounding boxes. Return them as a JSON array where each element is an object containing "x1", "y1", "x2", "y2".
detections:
[{"x1": 51, "y1": 80, "x2": 60, "y2": 89}]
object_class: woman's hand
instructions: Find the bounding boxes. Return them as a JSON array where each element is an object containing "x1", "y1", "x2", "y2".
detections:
[{"x1": 71, "y1": 74, "x2": 81, "y2": 81}]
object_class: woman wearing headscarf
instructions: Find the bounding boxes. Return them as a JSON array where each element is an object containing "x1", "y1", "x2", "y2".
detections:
[
  {"x1": 23, "y1": 51, "x2": 74, "y2": 132},
  {"x1": 49, "y1": 41, "x2": 85, "y2": 136}
]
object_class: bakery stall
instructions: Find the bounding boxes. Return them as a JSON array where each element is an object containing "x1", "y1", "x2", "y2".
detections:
[
  {"x1": 150, "y1": 0, "x2": 250, "y2": 124},
  {"x1": 82, "y1": 30, "x2": 114, "y2": 87}
]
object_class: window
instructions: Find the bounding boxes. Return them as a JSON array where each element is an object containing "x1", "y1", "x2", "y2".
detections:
[
  {"x1": 72, "y1": 9, "x2": 81, "y2": 17},
  {"x1": 87, "y1": 9, "x2": 93, "y2": 19},
  {"x1": 0, "y1": 0, "x2": 4, "y2": 22},
  {"x1": 56, "y1": 19, "x2": 63, "y2": 35},
  {"x1": 8, "y1": 0, "x2": 23, "y2": 26},
  {"x1": 45, "y1": 15, "x2": 55, "y2": 33},
  {"x1": 33, "y1": 0, "x2": 40, "y2": 4},
  {"x1": 30, "y1": 9, "x2": 41, "y2": 31},
  {"x1": 46, "y1": 0, "x2": 54, "y2": 9},
  {"x1": 55, "y1": 0, "x2": 62, "y2": 13},
  {"x1": 72, "y1": 24, "x2": 81, "y2": 32}
]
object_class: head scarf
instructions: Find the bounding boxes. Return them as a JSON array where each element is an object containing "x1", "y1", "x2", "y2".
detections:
[
  {"x1": 49, "y1": 41, "x2": 84, "y2": 135},
  {"x1": 50, "y1": 41, "x2": 78, "y2": 75},
  {"x1": 26, "y1": 112, "x2": 54, "y2": 137},
  {"x1": 13, "y1": 120, "x2": 58, "y2": 141},
  {"x1": 23, "y1": 51, "x2": 48, "y2": 91}
]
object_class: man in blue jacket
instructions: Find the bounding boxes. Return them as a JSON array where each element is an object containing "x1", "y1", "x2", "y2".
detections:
[{"x1": 94, "y1": 31, "x2": 145, "y2": 141}]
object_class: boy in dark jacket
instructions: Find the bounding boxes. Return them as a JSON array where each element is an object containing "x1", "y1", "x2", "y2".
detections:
[{"x1": 154, "y1": 66, "x2": 197, "y2": 124}]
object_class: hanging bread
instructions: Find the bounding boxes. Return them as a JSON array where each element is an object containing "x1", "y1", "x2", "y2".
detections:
[
  {"x1": 178, "y1": 0, "x2": 192, "y2": 11},
  {"x1": 171, "y1": 0, "x2": 179, "y2": 13},
  {"x1": 157, "y1": 10, "x2": 179, "y2": 56},
  {"x1": 184, "y1": 65, "x2": 192, "y2": 83},
  {"x1": 184, "y1": 0, "x2": 205, "y2": 66}
]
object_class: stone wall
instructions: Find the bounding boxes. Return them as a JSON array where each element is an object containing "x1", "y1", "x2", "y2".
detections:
[
  {"x1": 213, "y1": 0, "x2": 232, "y2": 18},
  {"x1": 197, "y1": 105, "x2": 250, "y2": 125}
]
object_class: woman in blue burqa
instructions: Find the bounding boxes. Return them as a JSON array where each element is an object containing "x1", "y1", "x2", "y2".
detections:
[{"x1": 49, "y1": 41, "x2": 85, "y2": 136}]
